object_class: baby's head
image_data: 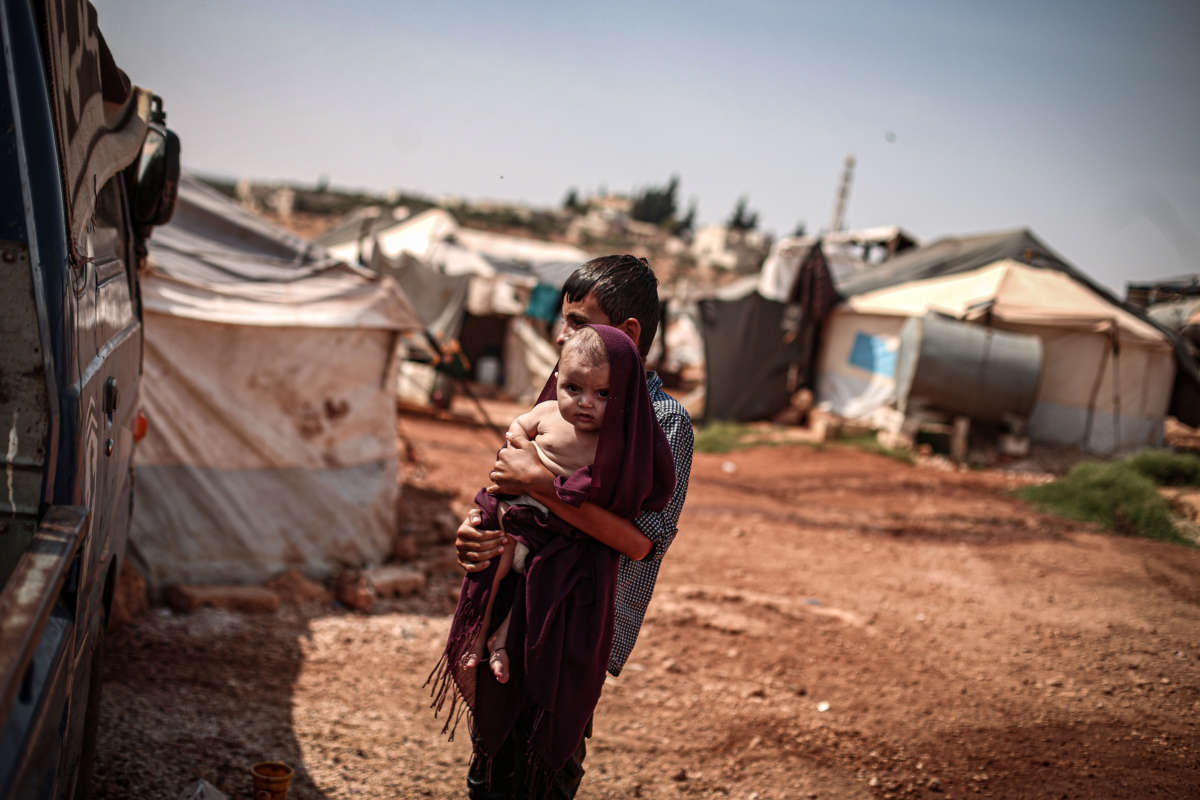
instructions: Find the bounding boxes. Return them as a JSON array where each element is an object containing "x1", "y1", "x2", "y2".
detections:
[{"x1": 556, "y1": 326, "x2": 611, "y2": 433}]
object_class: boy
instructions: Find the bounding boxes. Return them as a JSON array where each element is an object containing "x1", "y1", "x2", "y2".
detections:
[{"x1": 454, "y1": 255, "x2": 694, "y2": 798}]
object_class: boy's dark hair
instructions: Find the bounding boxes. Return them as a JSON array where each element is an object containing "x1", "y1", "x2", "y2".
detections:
[{"x1": 562, "y1": 254, "x2": 659, "y2": 356}]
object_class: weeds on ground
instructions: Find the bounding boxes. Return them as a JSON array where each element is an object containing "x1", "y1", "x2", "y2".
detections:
[
  {"x1": 1123, "y1": 449, "x2": 1200, "y2": 486},
  {"x1": 834, "y1": 432, "x2": 916, "y2": 465},
  {"x1": 693, "y1": 421, "x2": 751, "y2": 454},
  {"x1": 692, "y1": 421, "x2": 821, "y2": 454},
  {"x1": 1018, "y1": 453, "x2": 1196, "y2": 546}
]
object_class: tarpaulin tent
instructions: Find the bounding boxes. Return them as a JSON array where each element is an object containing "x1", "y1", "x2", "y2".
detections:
[
  {"x1": 133, "y1": 176, "x2": 421, "y2": 588},
  {"x1": 698, "y1": 239, "x2": 856, "y2": 421},
  {"x1": 323, "y1": 208, "x2": 587, "y2": 405},
  {"x1": 818, "y1": 257, "x2": 1176, "y2": 452}
]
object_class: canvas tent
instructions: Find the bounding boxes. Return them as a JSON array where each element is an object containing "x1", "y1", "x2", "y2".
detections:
[
  {"x1": 698, "y1": 237, "x2": 865, "y2": 421},
  {"x1": 322, "y1": 208, "x2": 590, "y2": 405},
  {"x1": 133, "y1": 176, "x2": 421, "y2": 588},
  {"x1": 818, "y1": 232, "x2": 1180, "y2": 452}
]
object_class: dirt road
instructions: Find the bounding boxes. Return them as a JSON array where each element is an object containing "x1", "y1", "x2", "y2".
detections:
[{"x1": 93, "y1": 411, "x2": 1200, "y2": 799}]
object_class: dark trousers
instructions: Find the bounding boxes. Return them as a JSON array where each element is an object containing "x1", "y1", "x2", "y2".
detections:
[{"x1": 466, "y1": 715, "x2": 590, "y2": 800}]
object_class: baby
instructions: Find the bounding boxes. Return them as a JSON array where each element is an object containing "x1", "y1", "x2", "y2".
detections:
[{"x1": 463, "y1": 325, "x2": 611, "y2": 682}]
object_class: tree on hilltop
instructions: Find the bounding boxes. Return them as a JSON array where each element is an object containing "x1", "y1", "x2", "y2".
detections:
[
  {"x1": 674, "y1": 199, "x2": 697, "y2": 236},
  {"x1": 728, "y1": 196, "x2": 759, "y2": 231},
  {"x1": 631, "y1": 175, "x2": 680, "y2": 227}
]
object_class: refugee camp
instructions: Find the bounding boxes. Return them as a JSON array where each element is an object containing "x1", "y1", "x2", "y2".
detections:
[{"x1": 2, "y1": 1, "x2": 1198, "y2": 799}]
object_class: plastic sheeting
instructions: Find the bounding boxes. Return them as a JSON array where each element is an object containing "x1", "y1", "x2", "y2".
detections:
[
  {"x1": 133, "y1": 317, "x2": 401, "y2": 586},
  {"x1": 144, "y1": 177, "x2": 421, "y2": 331},
  {"x1": 134, "y1": 176, "x2": 418, "y2": 587}
]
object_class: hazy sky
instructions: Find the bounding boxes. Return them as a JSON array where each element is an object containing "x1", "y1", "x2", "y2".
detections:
[{"x1": 95, "y1": 0, "x2": 1199, "y2": 294}]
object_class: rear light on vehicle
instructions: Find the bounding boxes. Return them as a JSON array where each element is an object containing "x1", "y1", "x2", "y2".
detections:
[{"x1": 134, "y1": 410, "x2": 149, "y2": 442}]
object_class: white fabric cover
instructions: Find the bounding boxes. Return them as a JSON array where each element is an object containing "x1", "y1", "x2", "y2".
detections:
[
  {"x1": 817, "y1": 261, "x2": 1176, "y2": 453},
  {"x1": 134, "y1": 176, "x2": 418, "y2": 587}
]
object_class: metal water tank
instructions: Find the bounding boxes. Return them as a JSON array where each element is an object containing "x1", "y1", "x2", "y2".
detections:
[{"x1": 894, "y1": 313, "x2": 1042, "y2": 422}]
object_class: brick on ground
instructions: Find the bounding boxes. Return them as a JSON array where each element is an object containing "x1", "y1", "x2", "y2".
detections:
[
  {"x1": 365, "y1": 564, "x2": 427, "y2": 598},
  {"x1": 166, "y1": 584, "x2": 281, "y2": 614}
]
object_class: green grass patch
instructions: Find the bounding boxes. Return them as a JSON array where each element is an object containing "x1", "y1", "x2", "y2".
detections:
[
  {"x1": 693, "y1": 421, "x2": 768, "y2": 454},
  {"x1": 833, "y1": 432, "x2": 916, "y2": 465},
  {"x1": 692, "y1": 421, "x2": 820, "y2": 454},
  {"x1": 693, "y1": 421, "x2": 747, "y2": 453},
  {"x1": 1018, "y1": 458, "x2": 1193, "y2": 546},
  {"x1": 1123, "y1": 448, "x2": 1200, "y2": 487}
]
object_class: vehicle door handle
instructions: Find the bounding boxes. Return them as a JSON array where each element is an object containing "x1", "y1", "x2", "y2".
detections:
[{"x1": 104, "y1": 377, "x2": 118, "y2": 418}]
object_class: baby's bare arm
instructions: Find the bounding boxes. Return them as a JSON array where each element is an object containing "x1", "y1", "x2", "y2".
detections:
[{"x1": 508, "y1": 401, "x2": 556, "y2": 445}]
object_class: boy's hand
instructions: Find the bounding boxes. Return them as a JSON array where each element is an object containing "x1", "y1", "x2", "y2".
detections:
[
  {"x1": 455, "y1": 509, "x2": 507, "y2": 573},
  {"x1": 487, "y1": 433, "x2": 551, "y2": 495}
]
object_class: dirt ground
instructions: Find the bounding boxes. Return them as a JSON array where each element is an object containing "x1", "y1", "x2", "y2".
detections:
[{"x1": 92, "y1": 406, "x2": 1200, "y2": 799}]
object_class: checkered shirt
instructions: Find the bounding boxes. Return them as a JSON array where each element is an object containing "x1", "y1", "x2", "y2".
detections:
[{"x1": 608, "y1": 371, "x2": 694, "y2": 676}]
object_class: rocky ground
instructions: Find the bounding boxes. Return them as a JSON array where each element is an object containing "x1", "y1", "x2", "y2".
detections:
[{"x1": 93, "y1": 408, "x2": 1200, "y2": 799}]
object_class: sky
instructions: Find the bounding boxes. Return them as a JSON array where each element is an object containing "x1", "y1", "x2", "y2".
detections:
[{"x1": 94, "y1": 0, "x2": 1200, "y2": 294}]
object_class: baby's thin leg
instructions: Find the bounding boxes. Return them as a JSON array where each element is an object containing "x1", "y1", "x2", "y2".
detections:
[
  {"x1": 486, "y1": 542, "x2": 527, "y2": 684},
  {"x1": 462, "y1": 537, "x2": 515, "y2": 669}
]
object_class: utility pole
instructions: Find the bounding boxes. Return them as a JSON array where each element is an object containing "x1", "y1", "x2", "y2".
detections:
[{"x1": 829, "y1": 154, "x2": 856, "y2": 233}]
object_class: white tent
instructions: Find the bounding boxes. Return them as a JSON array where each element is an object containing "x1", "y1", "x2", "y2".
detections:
[
  {"x1": 133, "y1": 176, "x2": 422, "y2": 588},
  {"x1": 818, "y1": 259, "x2": 1176, "y2": 453},
  {"x1": 324, "y1": 207, "x2": 588, "y2": 405}
]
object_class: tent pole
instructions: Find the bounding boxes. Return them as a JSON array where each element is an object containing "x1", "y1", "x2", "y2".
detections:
[
  {"x1": 1110, "y1": 324, "x2": 1122, "y2": 454},
  {"x1": 1082, "y1": 339, "x2": 1112, "y2": 451}
]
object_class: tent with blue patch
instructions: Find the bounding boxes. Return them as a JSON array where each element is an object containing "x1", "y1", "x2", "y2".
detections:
[{"x1": 816, "y1": 251, "x2": 1176, "y2": 453}]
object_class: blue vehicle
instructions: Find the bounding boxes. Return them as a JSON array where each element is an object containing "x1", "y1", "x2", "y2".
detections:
[{"x1": 0, "y1": 1, "x2": 179, "y2": 796}]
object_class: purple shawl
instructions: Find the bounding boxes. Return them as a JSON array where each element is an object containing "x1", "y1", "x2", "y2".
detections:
[{"x1": 429, "y1": 325, "x2": 676, "y2": 788}]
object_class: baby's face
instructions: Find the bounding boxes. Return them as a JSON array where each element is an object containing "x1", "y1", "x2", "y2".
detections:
[{"x1": 556, "y1": 350, "x2": 610, "y2": 433}]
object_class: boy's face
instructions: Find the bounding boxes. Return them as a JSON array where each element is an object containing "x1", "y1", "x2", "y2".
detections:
[
  {"x1": 556, "y1": 348, "x2": 610, "y2": 433},
  {"x1": 556, "y1": 292, "x2": 612, "y2": 352}
]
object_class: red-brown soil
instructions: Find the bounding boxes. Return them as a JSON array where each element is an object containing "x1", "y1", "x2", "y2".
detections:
[{"x1": 93, "y1": 409, "x2": 1200, "y2": 799}]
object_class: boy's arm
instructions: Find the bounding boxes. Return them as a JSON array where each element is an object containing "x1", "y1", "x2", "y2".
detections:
[{"x1": 488, "y1": 435, "x2": 653, "y2": 561}]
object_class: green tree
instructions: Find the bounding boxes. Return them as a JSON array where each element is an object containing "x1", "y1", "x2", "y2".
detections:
[
  {"x1": 674, "y1": 199, "x2": 697, "y2": 235},
  {"x1": 728, "y1": 196, "x2": 759, "y2": 231},
  {"x1": 563, "y1": 187, "x2": 583, "y2": 212},
  {"x1": 791, "y1": 220, "x2": 807, "y2": 237},
  {"x1": 631, "y1": 175, "x2": 680, "y2": 227}
]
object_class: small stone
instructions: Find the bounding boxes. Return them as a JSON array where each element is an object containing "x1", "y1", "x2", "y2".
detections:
[
  {"x1": 177, "y1": 779, "x2": 229, "y2": 800},
  {"x1": 817, "y1": 701, "x2": 831, "y2": 712},
  {"x1": 745, "y1": 686, "x2": 767, "y2": 699},
  {"x1": 334, "y1": 569, "x2": 374, "y2": 612},
  {"x1": 868, "y1": 777, "x2": 880, "y2": 787},
  {"x1": 671, "y1": 767, "x2": 688, "y2": 781}
]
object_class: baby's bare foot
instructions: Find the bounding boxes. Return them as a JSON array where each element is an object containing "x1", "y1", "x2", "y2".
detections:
[
  {"x1": 487, "y1": 623, "x2": 511, "y2": 683},
  {"x1": 461, "y1": 632, "x2": 485, "y2": 670},
  {"x1": 488, "y1": 647, "x2": 510, "y2": 684}
]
